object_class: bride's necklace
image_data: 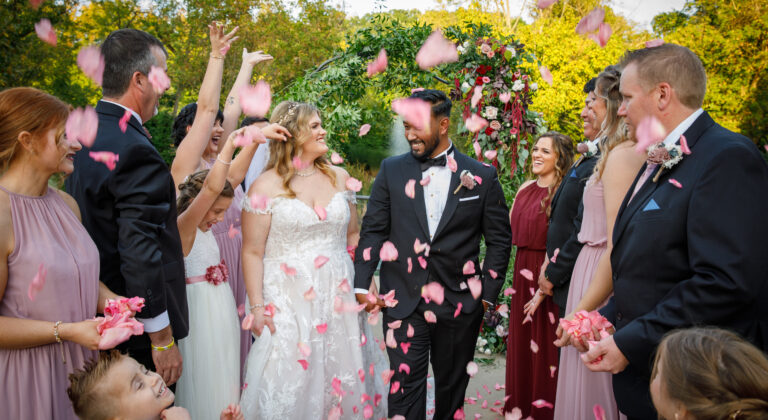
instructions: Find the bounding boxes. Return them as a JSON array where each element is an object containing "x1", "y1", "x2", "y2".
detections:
[{"x1": 296, "y1": 167, "x2": 317, "y2": 177}]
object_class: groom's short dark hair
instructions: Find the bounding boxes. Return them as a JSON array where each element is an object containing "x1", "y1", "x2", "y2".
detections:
[
  {"x1": 101, "y1": 28, "x2": 167, "y2": 98},
  {"x1": 410, "y1": 89, "x2": 452, "y2": 119}
]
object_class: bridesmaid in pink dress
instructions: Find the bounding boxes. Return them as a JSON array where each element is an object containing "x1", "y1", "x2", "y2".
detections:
[
  {"x1": 0, "y1": 88, "x2": 120, "y2": 419},
  {"x1": 505, "y1": 133, "x2": 573, "y2": 419},
  {"x1": 552, "y1": 67, "x2": 645, "y2": 419}
]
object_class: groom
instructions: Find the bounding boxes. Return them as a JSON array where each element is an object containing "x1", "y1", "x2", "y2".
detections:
[{"x1": 354, "y1": 89, "x2": 512, "y2": 420}]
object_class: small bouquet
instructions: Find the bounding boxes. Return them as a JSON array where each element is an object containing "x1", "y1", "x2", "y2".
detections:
[{"x1": 96, "y1": 297, "x2": 145, "y2": 350}]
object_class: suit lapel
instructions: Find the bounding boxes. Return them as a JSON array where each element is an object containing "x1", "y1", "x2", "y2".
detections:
[
  {"x1": 96, "y1": 100, "x2": 150, "y2": 141},
  {"x1": 432, "y1": 151, "x2": 466, "y2": 240},
  {"x1": 403, "y1": 156, "x2": 431, "y2": 239}
]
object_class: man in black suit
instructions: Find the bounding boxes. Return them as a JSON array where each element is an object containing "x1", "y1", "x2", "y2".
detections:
[
  {"x1": 539, "y1": 77, "x2": 604, "y2": 317},
  {"x1": 354, "y1": 89, "x2": 512, "y2": 420},
  {"x1": 66, "y1": 29, "x2": 187, "y2": 386},
  {"x1": 579, "y1": 44, "x2": 768, "y2": 419}
]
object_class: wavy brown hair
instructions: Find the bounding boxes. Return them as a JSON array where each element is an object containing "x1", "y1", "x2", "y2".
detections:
[
  {"x1": 533, "y1": 131, "x2": 574, "y2": 217},
  {"x1": 266, "y1": 101, "x2": 336, "y2": 198},
  {"x1": 592, "y1": 65, "x2": 632, "y2": 180},
  {"x1": 176, "y1": 169, "x2": 234, "y2": 214},
  {"x1": 652, "y1": 327, "x2": 768, "y2": 420}
]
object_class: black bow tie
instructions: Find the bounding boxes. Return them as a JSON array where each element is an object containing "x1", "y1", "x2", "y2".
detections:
[{"x1": 419, "y1": 146, "x2": 454, "y2": 171}]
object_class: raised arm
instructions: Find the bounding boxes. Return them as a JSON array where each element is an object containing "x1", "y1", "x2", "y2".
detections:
[
  {"x1": 221, "y1": 48, "x2": 274, "y2": 140},
  {"x1": 227, "y1": 123, "x2": 290, "y2": 187},
  {"x1": 171, "y1": 22, "x2": 238, "y2": 190}
]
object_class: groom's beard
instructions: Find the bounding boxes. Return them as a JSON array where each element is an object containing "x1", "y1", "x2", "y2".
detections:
[{"x1": 409, "y1": 131, "x2": 440, "y2": 162}]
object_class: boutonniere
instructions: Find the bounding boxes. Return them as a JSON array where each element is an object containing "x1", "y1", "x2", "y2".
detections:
[
  {"x1": 647, "y1": 136, "x2": 690, "y2": 182},
  {"x1": 454, "y1": 170, "x2": 478, "y2": 194},
  {"x1": 576, "y1": 141, "x2": 598, "y2": 158}
]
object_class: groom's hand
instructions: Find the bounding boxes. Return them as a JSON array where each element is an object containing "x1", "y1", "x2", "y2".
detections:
[
  {"x1": 356, "y1": 293, "x2": 385, "y2": 313},
  {"x1": 581, "y1": 335, "x2": 629, "y2": 374}
]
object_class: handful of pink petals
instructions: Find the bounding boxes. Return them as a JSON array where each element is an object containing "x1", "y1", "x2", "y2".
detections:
[
  {"x1": 95, "y1": 297, "x2": 145, "y2": 350},
  {"x1": 559, "y1": 310, "x2": 613, "y2": 342}
]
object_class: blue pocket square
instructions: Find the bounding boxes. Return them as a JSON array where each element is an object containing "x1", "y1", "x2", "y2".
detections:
[
  {"x1": 643, "y1": 198, "x2": 660, "y2": 211},
  {"x1": 569, "y1": 169, "x2": 577, "y2": 178}
]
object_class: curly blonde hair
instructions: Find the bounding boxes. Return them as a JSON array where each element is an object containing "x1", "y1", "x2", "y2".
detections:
[{"x1": 266, "y1": 101, "x2": 336, "y2": 198}]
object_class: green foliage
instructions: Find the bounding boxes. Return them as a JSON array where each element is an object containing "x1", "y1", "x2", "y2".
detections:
[{"x1": 144, "y1": 110, "x2": 176, "y2": 165}]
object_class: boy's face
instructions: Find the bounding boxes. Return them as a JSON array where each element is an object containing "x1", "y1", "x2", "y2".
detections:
[{"x1": 107, "y1": 356, "x2": 175, "y2": 420}]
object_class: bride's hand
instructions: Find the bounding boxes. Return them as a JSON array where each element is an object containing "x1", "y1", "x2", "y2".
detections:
[
  {"x1": 355, "y1": 293, "x2": 385, "y2": 313},
  {"x1": 251, "y1": 307, "x2": 276, "y2": 336}
]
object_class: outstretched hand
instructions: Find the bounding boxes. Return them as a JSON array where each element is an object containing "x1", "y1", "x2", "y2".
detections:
[
  {"x1": 208, "y1": 21, "x2": 239, "y2": 57},
  {"x1": 523, "y1": 289, "x2": 546, "y2": 317},
  {"x1": 242, "y1": 48, "x2": 274, "y2": 67},
  {"x1": 260, "y1": 123, "x2": 292, "y2": 142}
]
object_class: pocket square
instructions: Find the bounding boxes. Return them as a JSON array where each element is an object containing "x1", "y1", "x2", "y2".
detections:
[
  {"x1": 643, "y1": 198, "x2": 660, "y2": 211},
  {"x1": 569, "y1": 169, "x2": 577, "y2": 178},
  {"x1": 459, "y1": 195, "x2": 480, "y2": 202}
]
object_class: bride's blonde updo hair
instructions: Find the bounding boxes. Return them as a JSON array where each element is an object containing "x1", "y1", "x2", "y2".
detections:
[{"x1": 266, "y1": 101, "x2": 336, "y2": 198}]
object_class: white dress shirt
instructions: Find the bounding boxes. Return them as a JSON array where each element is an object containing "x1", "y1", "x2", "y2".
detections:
[
  {"x1": 663, "y1": 108, "x2": 704, "y2": 146},
  {"x1": 100, "y1": 99, "x2": 142, "y2": 125},
  {"x1": 422, "y1": 143, "x2": 454, "y2": 240}
]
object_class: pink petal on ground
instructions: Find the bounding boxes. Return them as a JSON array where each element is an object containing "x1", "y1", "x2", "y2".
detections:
[
  {"x1": 463, "y1": 260, "x2": 476, "y2": 275},
  {"x1": 331, "y1": 152, "x2": 344, "y2": 164},
  {"x1": 537, "y1": 0, "x2": 558, "y2": 8},
  {"x1": 471, "y1": 86, "x2": 483, "y2": 108},
  {"x1": 399, "y1": 363, "x2": 411, "y2": 374},
  {"x1": 466, "y1": 361, "x2": 478, "y2": 377},
  {"x1": 467, "y1": 276, "x2": 482, "y2": 299},
  {"x1": 679, "y1": 134, "x2": 691, "y2": 155},
  {"x1": 520, "y1": 269, "x2": 534, "y2": 281},
  {"x1": 241, "y1": 313, "x2": 255, "y2": 330},
  {"x1": 237, "y1": 304, "x2": 245, "y2": 317},
  {"x1": 358, "y1": 123, "x2": 372, "y2": 137},
  {"x1": 118, "y1": 109, "x2": 131, "y2": 133},
  {"x1": 595, "y1": 22, "x2": 612, "y2": 47},
  {"x1": 634, "y1": 116, "x2": 666, "y2": 153},
  {"x1": 239, "y1": 80, "x2": 271, "y2": 118},
  {"x1": 298, "y1": 342, "x2": 312, "y2": 357},
  {"x1": 539, "y1": 66, "x2": 553, "y2": 86},
  {"x1": 34, "y1": 19, "x2": 57, "y2": 46},
  {"x1": 415, "y1": 30, "x2": 459, "y2": 70},
  {"x1": 453, "y1": 302, "x2": 463, "y2": 318},
  {"x1": 407, "y1": 323, "x2": 414, "y2": 338},
  {"x1": 314, "y1": 255, "x2": 329, "y2": 268},
  {"x1": 530, "y1": 339, "x2": 540, "y2": 353},
  {"x1": 228, "y1": 223, "x2": 239, "y2": 239},
  {"x1": 314, "y1": 204, "x2": 327, "y2": 221},
  {"x1": 27, "y1": 263, "x2": 46, "y2": 301},
  {"x1": 380, "y1": 241, "x2": 398, "y2": 261},
  {"x1": 645, "y1": 39, "x2": 665, "y2": 48},
  {"x1": 420, "y1": 176, "x2": 431, "y2": 186},
  {"x1": 280, "y1": 263, "x2": 297, "y2": 276},
  {"x1": 304, "y1": 286, "x2": 316, "y2": 301},
  {"x1": 405, "y1": 179, "x2": 416, "y2": 199},
  {"x1": 363, "y1": 247, "x2": 371, "y2": 261},
  {"x1": 447, "y1": 155, "x2": 458, "y2": 173},
  {"x1": 66, "y1": 106, "x2": 98, "y2": 147},
  {"x1": 77, "y1": 46, "x2": 105, "y2": 86},
  {"x1": 316, "y1": 323, "x2": 328, "y2": 334},
  {"x1": 669, "y1": 179, "x2": 683, "y2": 189},
  {"x1": 424, "y1": 310, "x2": 437, "y2": 323},
  {"x1": 575, "y1": 8, "x2": 605, "y2": 34},
  {"x1": 488, "y1": 269, "x2": 498, "y2": 279},
  {"x1": 367, "y1": 48, "x2": 388, "y2": 77},
  {"x1": 346, "y1": 177, "x2": 363, "y2": 192},
  {"x1": 532, "y1": 399, "x2": 554, "y2": 409},
  {"x1": 147, "y1": 66, "x2": 171, "y2": 94},
  {"x1": 298, "y1": 359, "x2": 309, "y2": 370},
  {"x1": 392, "y1": 98, "x2": 432, "y2": 131},
  {"x1": 89, "y1": 151, "x2": 119, "y2": 171},
  {"x1": 484, "y1": 150, "x2": 498, "y2": 161},
  {"x1": 422, "y1": 282, "x2": 445, "y2": 305},
  {"x1": 551, "y1": 248, "x2": 560, "y2": 263}
]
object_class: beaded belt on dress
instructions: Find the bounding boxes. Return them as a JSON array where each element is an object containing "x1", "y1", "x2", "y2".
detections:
[{"x1": 186, "y1": 259, "x2": 228, "y2": 285}]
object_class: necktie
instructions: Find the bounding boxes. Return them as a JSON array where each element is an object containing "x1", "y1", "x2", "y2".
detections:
[{"x1": 629, "y1": 163, "x2": 658, "y2": 202}]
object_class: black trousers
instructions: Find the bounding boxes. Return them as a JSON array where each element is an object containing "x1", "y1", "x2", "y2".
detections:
[{"x1": 383, "y1": 298, "x2": 484, "y2": 420}]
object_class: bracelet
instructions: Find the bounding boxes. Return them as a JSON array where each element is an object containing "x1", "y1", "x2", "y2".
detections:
[
  {"x1": 210, "y1": 53, "x2": 225, "y2": 60},
  {"x1": 151, "y1": 337, "x2": 175, "y2": 352},
  {"x1": 249, "y1": 303, "x2": 265, "y2": 312},
  {"x1": 216, "y1": 157, "x2": 232, "y2": 165},
  {"x1": 53, "y1": 321, "x2": 63, "y2": 343}
]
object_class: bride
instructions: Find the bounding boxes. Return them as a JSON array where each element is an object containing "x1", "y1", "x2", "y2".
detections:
[{"x1": 240, "y1": 101, "x2": 387, "y2": 419}]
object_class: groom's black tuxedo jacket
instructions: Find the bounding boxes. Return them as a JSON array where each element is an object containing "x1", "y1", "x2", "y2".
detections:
[
  {"x1": 603, "y1": 111, "x2": 768, "y2": 418},
  {"x1": 545, "y1": 149, "x2": 599, "y2": 312},
  {"x1": 354, "y1": 150, "x2": 512, "y2": 319},
  {"x1": 66, "y1": 101, "x2": 188, "y2": 347}
]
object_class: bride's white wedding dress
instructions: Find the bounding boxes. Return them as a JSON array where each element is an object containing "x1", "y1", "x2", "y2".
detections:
[{"x1": 240, "y1": 190, "x2": 388, "y2": 419}]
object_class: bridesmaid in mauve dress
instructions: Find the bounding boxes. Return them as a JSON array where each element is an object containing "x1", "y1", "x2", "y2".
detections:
[
  {"x1": 505, "y1": 133, "x2": 573, "y2": 419},
  {"x1": 0, "y1": 87, "x2": 120, "y2": 419}
]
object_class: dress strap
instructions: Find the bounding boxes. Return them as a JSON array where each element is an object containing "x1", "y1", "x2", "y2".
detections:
[{"x1": 241, "y1": 194, "x2": 273, "y2": 215}]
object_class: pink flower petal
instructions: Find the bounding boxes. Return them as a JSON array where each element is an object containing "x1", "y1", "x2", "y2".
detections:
[
  {"x1": 249, "y1": 193, "x2": 270, "y2": 211},
  {"x1": 237, "y1": 304, "x2": 245, "y2": 317},
  {"x1": 367, "y1": 48, "x2": 388, "y2": 77},
  {"x1": 388, "y1": 320, "x2": 402, "y2": 330},
  {"x1": 466, "y1": 361, "x2": 478, "y2": 377},
  {"x1": 407, "y1": 257, "x2": 413, "y2": 273},
  {"x1": 679, "y1": 134, "x2": 691, "y2": 155},
  {"x1": 668, "y1": 178, "x2": 683, "y2": 188},
  {"x1": 363, "y1": 404, "x2": 374, "y2": 419},
  {"x1": 593, "y1": 404, "x2": 606, "y2": 420},
  {"x1": 421, "y1": 282, "x2": 445, "y2": 305},
  {"x1": 471, "y1": 86, "x2": 483, "y2": 108},
  {"x1": 595, "y1": 22, "x2": 612, "y2": 47},
  {"x1": 346, "y1": 177, "x2": 363, "y2": 192},
  {"x1": 89, "y1": 151, "x2": 119, "y2": 171},
  {"x1": 363, "y1": 247, "x2": 371, "y2": 261},
  {"x1": 505, "y1": 408, "x2": 523, "y2": 420},
  {"x1": 77, "y1": 46, "x2": 104, "y2": 86},
  {"x1": 453, "y1": 408, "x2": 465, "y2": 420},
  {"x1": 645, "y1": 39, "x2": 665, "y2": 48},
  {"x1": 548, "y1": 312, "x2": 556, "y2": 324},
  {"x1": 358, "y1": 369, "x2": 366, "y2": 384},
  {"x1": 415, "y1": 30, "x2": 459, "y2": 70},
  {"x1": 530, "y1": 339, "x2": 539, "y2": 353},
  {"x1": 380, "y1": 241, "x2": 398, "y2": 261},
  {"x1": 239, "y1": 80, "x2": 271, "y2": 118},
  {"x1": 27, "y1": 263, "x2": 46, "y2": 301},
  {"x1": 298, "y1": 341, "x2": 312, "y2": 357},
  {"x1": 331, "y1": 377, "x2": 344, "y2": 397},
  {"x1": 484, "y1": 150, "x2": 498, "y2": 161},
  {"x1": 575, "y1": 8, "x2": 605, "y2": 34},
  {"x1": 473, "y1": 175, "x2": 482, "y2": 185},
  {"x1": 539, "y1": 66, "x2": 553, "y2": 86},
  {"x1": 463, "y1": 260, "x2": 476, "y2": 275},
  {"x1": 331, "y1": 152, "x2": 344, "y2": 164},
  {"x1": 499, "y1": 92, "x2": 512, "y2": 104},
  {"x1": 413, "y1": 238, "x2": 429, "y2": 254},
  {"x1": 424, "y1": 310, "x2": 437, "y2": 323},
  {"x1": 420, "y1": 176, "x2": 431, "y2": 186},
  {"x1": 467, "y1": 276, "x2": 482, "y2": 299},
  {"x1": 298, "y1": 359, "x2": 309, "y2": 370},
  {"x1": 385, "y1": 328, "x2": 397, "y2": 348},
  {"x1": 381, "y1": 369, "x2": 395, "y2": 385},
  {"x1": 532, "y1": 399, "x2": 554, "y2": 409},
  {"x1": 338, "y1": 279, "x2": 351, "y2": 293},
  {"x1": 314, "y1": 255, "x2": 329, "y2": 268},
  {"x1": 418, "y1": 256, "x2": 427, "y2": 269},
  {"x1": 520, "y1": 269, "x2": 534, "y2": 281},
  {"x1": 117, "y1": 109, "x2": 131, "y2": 133},
  {"x1": 66, "y1": 106, "x2": 98, "y2": 147},
  {"x1": 390, "y1": 381, "x2": 401, "y2": 394},
  {"x1": 407, "y1": 323, "x2": 414, "y2": 338},
  {"x1": 392, "y1": 98, "x2": 432, "y2": 131},
  {"x1": 522, "y1": 314, "x2": 532, "y2": 324},
  {"x1": 316, "y1": 323, "x2": 328, "y2": 334},
  {"x1": 304, "y1": 286, "x2": 316, "y2": 301},
  {"x1": 228, "y1": 223, "x2": 239, "y2": 239},
  {"x1": 280, "y1": 263, "x2": 297, "y2": 276},
  {"x1": 488, "y1": 269, "x2": 498, "y2": 279},
  {"x1": 634, "y1": 116, "x2": 666, "y2": 153},
  {"x1": 447, "y1": 155, "x2": 458, "y2": 173},
  {"x1": 358, "y1": 123, "x2": 372, "y2": 137},
  {"x1": 147, "y1": 66, "x2": 171, "y2": 94},
  {"x1": 34, "y1": 19, "x2": 57, "y2": 46},
  {"x1": 550, "y1": 365, "x2": 557, "y2": 378},
  {"x1": 98, "y1": 326, "x2": 135, "y2": 350},
  {"x1": 551, "y1": 248, "x2": 560, "y2": 263},
  {"x1": 314, "y1": 204, "x2": 327, "y2": 221},
  {"x1": 503, "y1": 287, "x2": 515, "y2": 296},
  {"x1": 398, "y1": 363, "x2": 411, "y2": 374},
  {"x1": 472, "y1": 141, "x2": 482, "y2": 159},
  {"x1": 453, "y1": 302, "x2": 463, "y2": 318},
  {"x1": 327, "y1": 405, "x2": 342, "y2": 420},
  {"x1": 382, "y1": 289, "x2": 398, "y2": 308},
  {"x1": 405, "y1": 179, "x2": 416, "y2": 199}
]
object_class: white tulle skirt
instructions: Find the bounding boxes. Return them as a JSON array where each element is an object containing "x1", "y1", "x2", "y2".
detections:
[{"x1": 175, "y1": 281, "x2": 241, "y2": 420}]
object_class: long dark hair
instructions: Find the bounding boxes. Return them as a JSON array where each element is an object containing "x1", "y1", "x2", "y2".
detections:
[{"x1": 534, "y1": 131, "x2": 574, "y2": 217}]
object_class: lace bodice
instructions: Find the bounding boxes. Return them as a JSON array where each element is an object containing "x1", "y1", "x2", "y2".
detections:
[
  {"x1": 184, "y1": 229, "x2": 222, "y2": 277},
  {"x1": 243, "y1": 190, "x2": 355, "y2": 261}
]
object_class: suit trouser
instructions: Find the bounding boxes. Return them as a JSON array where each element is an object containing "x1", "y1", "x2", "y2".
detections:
[{"x1": 383, "y1": 298, "x2": 484, "y2": 420}]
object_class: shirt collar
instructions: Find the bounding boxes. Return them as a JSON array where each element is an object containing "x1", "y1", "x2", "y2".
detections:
[
  {"x1": 663, "y1": 108, "x2": 704, "y2": 146},
  {"x1": 100, "y1": 99, "x2": 143, "y2": 125},
  {"x1": 433, "y1": 141, "x2": 455, "y2": 159}
]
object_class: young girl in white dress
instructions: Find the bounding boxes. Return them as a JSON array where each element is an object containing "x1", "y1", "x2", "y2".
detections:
[{"x1": 175, "y1": 128, "x2": 257, "y2": 419}]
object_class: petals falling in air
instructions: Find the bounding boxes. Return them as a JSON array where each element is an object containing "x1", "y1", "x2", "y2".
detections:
[{"x1": 239, "y1": 80, "x2": 271, "y2": 118}]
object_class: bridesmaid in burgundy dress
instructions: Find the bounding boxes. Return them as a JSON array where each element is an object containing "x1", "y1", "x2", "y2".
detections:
[
  {"x1": 0, "y1": 88, "x2": 121, "y2": 419},
  {"x1": 505, "y1": 132, "x2": 574, "y2": 418}
]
